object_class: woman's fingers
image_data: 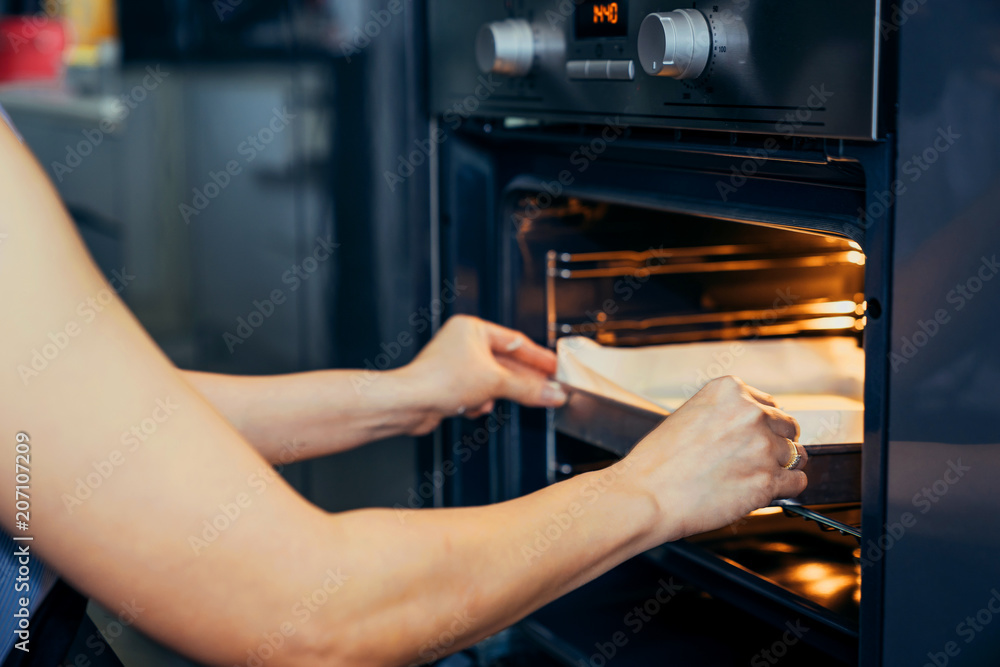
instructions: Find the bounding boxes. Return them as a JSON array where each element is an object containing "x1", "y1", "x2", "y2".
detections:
[
  {"x1": 773, "y1": 470, "x2": 809, "y2": 499},
  {"x1": 464, "y1": 400, "x2": 495, "y2": 419},
  {"x1": 742, "y1": 382, "x2": 778, "y2": 408},
  {"x1": 495, "y1": 356, "x2": 568, "y2": 407},
  {"x1": 481, "y1": 320, "x2": 558, "y2": 376},
  {"x1": 728, "y1": 376, "x2": 800, "y2": 440},
  {"x1": 760, "y1": 404, "x2": 801, "y2": 441}
]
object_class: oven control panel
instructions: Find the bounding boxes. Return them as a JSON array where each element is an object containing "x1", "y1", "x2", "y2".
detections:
[{"x1": 429, "y1": 0, "x2": 882, "y2": 140}]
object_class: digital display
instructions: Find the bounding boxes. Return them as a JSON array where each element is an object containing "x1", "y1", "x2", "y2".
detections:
[{"x1": 575, "y1": 1, "x2": 629, "y2": 39}]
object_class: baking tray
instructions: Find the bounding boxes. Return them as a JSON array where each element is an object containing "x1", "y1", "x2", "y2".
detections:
[{"x1": 555, "y1": 386, "x2": 861, "y2": 505}]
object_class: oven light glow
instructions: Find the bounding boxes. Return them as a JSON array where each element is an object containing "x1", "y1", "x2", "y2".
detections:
[
  {"x1": 749, "y1": 507, "x2": 784, "y2": 516},
  {"x1": 805, "y1": 316, "x2": 858, "y2": 331},
  {"x1": 804, "y1": 573, "x2": 857, "y2": 599},
  {"x1": 821, "y1": 300, "x2": 862, "y2": 315},
  {"x1": 846, "y1": 250, "x2": 866, "y2": 265}
]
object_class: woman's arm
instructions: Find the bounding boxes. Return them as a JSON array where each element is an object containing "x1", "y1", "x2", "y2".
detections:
[
  {"x1": 181, "y1": 317, "x2": 569, "y2": 464},
  {"x1": 0, "y1": 120, "x2": 805, "y2": 667}
]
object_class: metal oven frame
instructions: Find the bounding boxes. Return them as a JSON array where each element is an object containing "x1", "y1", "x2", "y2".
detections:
[{"x1": 419, "y1": 1, "x2": 1000, "y2": 664}]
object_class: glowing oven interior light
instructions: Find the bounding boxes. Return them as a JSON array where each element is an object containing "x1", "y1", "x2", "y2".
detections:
[
  {"x1": 805, "y1": 316, "x2": 859, "y2": 331},
  {"x1": 749, "y1": 507, "x2": 785, "y2": 517}
]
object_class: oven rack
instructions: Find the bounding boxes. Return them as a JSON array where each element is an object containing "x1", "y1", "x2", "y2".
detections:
[
  {"x1": 773, "y1": 500, "x2": 862, "y2": 542},
  {"x1": 545, "y1": 247, "x2": 867, "y2": 347}
]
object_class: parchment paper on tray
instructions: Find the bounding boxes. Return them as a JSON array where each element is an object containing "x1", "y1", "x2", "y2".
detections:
[{"x1": 556, "y1": 336, "x2": 865, "y2": 445}]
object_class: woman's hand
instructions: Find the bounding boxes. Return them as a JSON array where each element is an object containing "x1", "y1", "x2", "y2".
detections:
[
  {"x1": 397, "y1": 315, "x2": 568, "y2": 433},
  {"x1": 618, "y1": 375, "x2": 808, "y2": 544}
]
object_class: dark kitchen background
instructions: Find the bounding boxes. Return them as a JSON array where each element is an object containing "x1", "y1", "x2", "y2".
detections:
[{"x1": 0, "y1": 0, "x2": 428, "y2": 521}]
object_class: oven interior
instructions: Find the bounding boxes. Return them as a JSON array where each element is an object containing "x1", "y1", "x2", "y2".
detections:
[{"x1": 507, "y1": 192, "x2": 867, "y2": 645}]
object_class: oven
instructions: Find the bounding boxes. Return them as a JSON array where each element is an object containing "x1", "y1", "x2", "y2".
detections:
[{"x1": 421, "y1": 1, "x2": 1000, "y2": 664}]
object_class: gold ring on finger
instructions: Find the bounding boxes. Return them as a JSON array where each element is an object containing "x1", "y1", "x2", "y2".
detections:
[{"x1": 782, "y1": 439, "x2": 803, "y2": 470}]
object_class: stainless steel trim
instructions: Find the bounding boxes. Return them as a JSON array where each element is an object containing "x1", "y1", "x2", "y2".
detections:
[
  {"x1": 429, "y1": 116, "x2": 444, "y2": 508},
  {"x1": 871, "y1": 0, "x2": 882, "y2": 140}
]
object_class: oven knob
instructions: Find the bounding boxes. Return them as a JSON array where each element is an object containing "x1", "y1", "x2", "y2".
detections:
[
  {"x1": 637, "y1": 9, "x2": 711, "y2": 79},
  {"x1": 476, "y1": 19, "x2": 535, "y2": 76}
]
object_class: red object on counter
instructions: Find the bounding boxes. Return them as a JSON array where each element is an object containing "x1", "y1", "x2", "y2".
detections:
[{"x1": 0, "y1": 16, "x2": 66, "y2": 83}]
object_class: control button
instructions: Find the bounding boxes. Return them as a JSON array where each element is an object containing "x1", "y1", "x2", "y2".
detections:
[
  {"x1": 476, "y1": 19, "x2": 535, "y2": 76},
  {"x1": 566, "y1": 59, "x2": 636, "y2": 81},
  {"x1": 606, "y1": 60, "x2": 635, "y2": 80},
  {"x1": 566, "y1": 60, "x2": 589, "y2": 79},
  {"x1": 637, "y1": 9, "x2": 711, "y2": 79}
]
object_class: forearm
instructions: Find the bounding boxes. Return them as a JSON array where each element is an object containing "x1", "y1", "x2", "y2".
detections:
[
  {"x1": 183, "y1": 368, "x2": 436, "y2": 463},
  {"x1": 182, "y1": 314, "x2": 569, "y2": 465},
  {"x1": 314, "y1": 460, "x2": 660, "y2": 666}
]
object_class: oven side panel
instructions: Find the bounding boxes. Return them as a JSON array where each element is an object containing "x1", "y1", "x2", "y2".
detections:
[{"x1": 883, "y1": 0, "x2": 1000, "y2": 664}]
